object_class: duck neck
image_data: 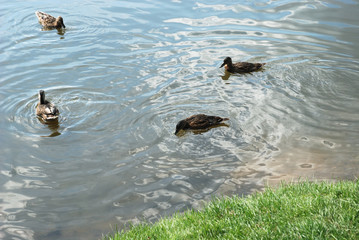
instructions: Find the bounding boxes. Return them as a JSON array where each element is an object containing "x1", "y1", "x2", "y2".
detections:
[
  {"x1": 39, "y1": 92, "x2": 46, "y2": 104},
  {"x1": 226, "y1": 63, "x2": 234, "y2": 72}
]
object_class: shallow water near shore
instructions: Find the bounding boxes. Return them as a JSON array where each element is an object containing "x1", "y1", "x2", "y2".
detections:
[{"x1": 1, "y1": 0, "x2": 359, "y2": 239}]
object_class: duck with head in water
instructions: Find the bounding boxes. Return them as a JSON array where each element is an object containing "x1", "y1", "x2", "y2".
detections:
[
  {"x1": 220, "y1": 57, "x2": 265, "y2": 74},
  {"x1": 175, "y1": 114, "x2": 229, "y2": 135},
  {"x1": 35, "y1": 11, "x2": 66, "y2": 29},
  {"x1": 36, "y1": 90, "x2": 59, "y2": 121}
]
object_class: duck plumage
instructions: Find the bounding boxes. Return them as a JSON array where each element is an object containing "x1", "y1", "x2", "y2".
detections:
[
  {"x1": 35, "y1": 11, "x2": 65, "y2": 29},
  {"x1": 175, "y1": 114, "x2": 229, "y2": 135},
  {"x1": 220, "y1": 57, "x2": 265, "y2": 73},
  {"x1": 36, "y1": 90, "x2": 59, "y2": 121}
]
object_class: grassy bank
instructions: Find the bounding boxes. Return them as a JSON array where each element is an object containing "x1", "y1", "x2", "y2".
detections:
[{"x1": 104, "y1": 180, "x2": 359, "y2": 240}]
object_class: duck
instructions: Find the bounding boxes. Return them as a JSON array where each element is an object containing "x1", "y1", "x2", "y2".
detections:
[
  {"x1": 220, "y1": 57, "x2": 265, "y2": 74},
  {"x1": 35, "y1": 11, "x2": 65, "y2": 29},
  {"x1": 36, "y1": 90, "x2": 60, "y2": 121},
  {"x1": 175, "y1": 114, "x2": 229, "y2": 135}
]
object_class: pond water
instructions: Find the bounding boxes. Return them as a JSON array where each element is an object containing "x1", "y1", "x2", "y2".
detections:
[{"x1": 1, "y1": 0, "x2": 359, "y2": 239}]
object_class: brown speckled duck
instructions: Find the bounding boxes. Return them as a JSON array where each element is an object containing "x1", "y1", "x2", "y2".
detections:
[
  {"x1": 175, "y1": 114, "x2": 229, "y2": 135},
  {"x1": 220, "y1": 57, "x2": 265, "y2": 73},
  {"x1": 35, "y1": 11, "x2": 65, "y2": 29},
  {"x1": 36, "y1": 90, "x2": 59, "y2": 121}
]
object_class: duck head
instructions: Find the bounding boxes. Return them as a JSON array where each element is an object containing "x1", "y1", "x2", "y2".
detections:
[
  {"x1": 220, "y1": 57, "x2": 232, "y2": 68},
  {"x1": 56, "y1": 16, "x2": 66, "y2": 28},
  {"x1": 175, "y1": 120, "x2": 190, "y2": 135},
  {"x1": 38, "y1": 90, "x2": 46, "y2": 104}
]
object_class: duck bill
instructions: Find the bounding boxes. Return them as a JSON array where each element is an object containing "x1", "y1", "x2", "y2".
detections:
[
  {"x1": 220, "y1": 62, "x2": 225, "y2": 68},
  {"x1": 62, "y1": 23, "x2": 66, "y2": 28}
]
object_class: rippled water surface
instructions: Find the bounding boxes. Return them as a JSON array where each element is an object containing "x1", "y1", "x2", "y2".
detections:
[{"x1": 1, "y1": 0, "x2": 359, "y2": 239}]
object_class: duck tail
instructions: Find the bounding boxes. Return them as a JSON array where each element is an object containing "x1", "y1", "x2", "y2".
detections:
[{"x1": 35, "y1": 11, "x2": 43, "y2": 20}]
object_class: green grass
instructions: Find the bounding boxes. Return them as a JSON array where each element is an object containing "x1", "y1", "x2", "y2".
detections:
[{"x1": 104, "y1": 180, "x2": 359, "y2": 240}]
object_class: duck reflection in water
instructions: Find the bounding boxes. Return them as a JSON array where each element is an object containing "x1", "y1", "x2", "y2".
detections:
[
  {"x1": 37, "y1": 117, "x2": 61, "y2": 137},
  {"x1": 56, "y1": 28, "x2": 66, "y2": 36},
  {"x1": 221, "y1": 67, "x2": 231, "y2": 80},
  {"x1": 40, "y1": 25, "x2": 66, "y2": 36},
  {"x1": 176, "y1": 123, "x2": 230, "y2": 137}
]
